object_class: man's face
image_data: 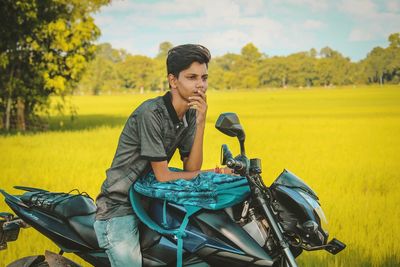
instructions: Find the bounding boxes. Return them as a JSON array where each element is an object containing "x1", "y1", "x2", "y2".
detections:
[{"x1": 169, "y1": 62, "x2": 208, "y2": 102}]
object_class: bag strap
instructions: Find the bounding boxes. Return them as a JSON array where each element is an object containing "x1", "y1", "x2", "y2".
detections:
[
  {"x1": 176, "y1": 205, "x2": 201, "y2": 267},
  {"x1": 129, "y1": 187, "x2": 201, "y2": 267}
]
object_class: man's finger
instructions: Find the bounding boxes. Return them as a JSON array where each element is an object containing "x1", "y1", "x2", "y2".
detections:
[
  {"x1": 196, "y1": 90, "x2": 207, "y2": 101},
  {"x1": 189, "y1": 96, "x2": 206, "y2": 104}
]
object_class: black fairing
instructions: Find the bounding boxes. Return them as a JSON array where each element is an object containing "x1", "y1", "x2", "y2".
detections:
[
  {"x1": 272, "y1": 169, "x2": 318, "y2": 200},
  {"x1": 3, "y1": 187, "x2": 277, "y2": 267},
  {"x1": 270, "y1": 170, "x2": 328, "y2": 247},
  {"x1": 141, "y1": 197, "x2": 275, "y2": 266}
]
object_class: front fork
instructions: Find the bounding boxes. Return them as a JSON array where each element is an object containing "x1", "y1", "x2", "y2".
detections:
[{"x1": 253, "y1": 187, "x2": 298, "y2": 267}]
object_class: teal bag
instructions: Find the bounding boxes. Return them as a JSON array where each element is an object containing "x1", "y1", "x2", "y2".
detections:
[{"x1": 129, "y1": 168, "x2": 250, "y2": 267}]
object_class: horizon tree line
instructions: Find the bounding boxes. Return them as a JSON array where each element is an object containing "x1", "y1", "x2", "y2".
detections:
[{"x1": 78, "y1": 33, "x2": 400, "y2": 95}]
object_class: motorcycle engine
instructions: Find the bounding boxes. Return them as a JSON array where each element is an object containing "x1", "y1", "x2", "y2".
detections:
[{"x1": 241, "y1": 208, "x2": 269, "y2": 247}]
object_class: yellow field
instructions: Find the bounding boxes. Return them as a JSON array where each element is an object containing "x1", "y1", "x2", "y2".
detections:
[{"x1": 1, "y1": 86, "x2": 400, "y2": 266}]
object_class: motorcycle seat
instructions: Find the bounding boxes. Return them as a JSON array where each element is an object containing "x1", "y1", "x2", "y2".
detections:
[
  {"x1": 68, "y1": 213, "x2": 100, "y2": 249},
  {"x1": 69, "y1": 213, "x2": 162, "y2": 251},
  {"x1": 20, "y1": 191, "x2": 97, "y2": 219}
]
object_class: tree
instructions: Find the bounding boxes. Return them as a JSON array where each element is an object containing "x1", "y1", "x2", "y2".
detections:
[
  {"x1": 78, "y1": 43, "x2": 125, "y2": 95},
  {"x1": 388, "y1": 33, "x2": 400, "y2": 48},
  {"x1": 363, "y1": 47, "x2": 389, "y2": 85},
  {"x1": 361, "y1": 33, "x2": 400, "y2": 85},
  {"x1": 118, "y1": 55, "x2": 159, "y2": 92},
  {"x1": 281, "y1": 52, "x2": 310, "y2": 87},
  {"x1": 241, "y1": 43, "x2": 262, "y2": 63},
  {"x1": 154, "y1": 42, "x2": 173, "y2": 91},
  {"x1": 259, "y1": 57, "x2": 290, "y2": 87},
  {"x1": 387, "y1": 33, "x2": 400, "y2": 83},
  {"x1": 0, "y1": 0, "x2": 109, "y2": 131},
  {"x1": 156, "y1": 41, "x2": 173, "y2": 60},
  {"x1": 317, "y1": 48, "x2": 352, "y2": 86}
]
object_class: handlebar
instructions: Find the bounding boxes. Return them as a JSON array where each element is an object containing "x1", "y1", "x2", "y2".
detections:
[
  {"x1": 226, "y1": 158, "x2": 246, "y2": 170},
  {"x1": 221, "y1": 144, "x2": 246, "y2": 171}
]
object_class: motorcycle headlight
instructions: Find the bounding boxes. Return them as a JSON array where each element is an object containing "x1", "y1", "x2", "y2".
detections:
[{"x1": 298, "y1": 191, "x2": 328, "y2": 232}]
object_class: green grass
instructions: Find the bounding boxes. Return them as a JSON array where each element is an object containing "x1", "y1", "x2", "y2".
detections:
[{"x1": 1, "y1": 85, "x2": 399, "y2": 266}]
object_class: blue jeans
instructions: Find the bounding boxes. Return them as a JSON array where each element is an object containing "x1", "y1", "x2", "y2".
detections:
[{"x1": 94, "y1": 214, "x2": 142, "y2": 267}]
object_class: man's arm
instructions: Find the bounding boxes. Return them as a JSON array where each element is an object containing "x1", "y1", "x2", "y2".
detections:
[
  {"x1": 184, "y1": 90, "x2": 207, "y2": 171},
  {"x1": 151, "y1": 159, "x2": 235, "y2": 182},
  {"x1": 151, "y1": 160, "x2": 200, "y2": 182}
]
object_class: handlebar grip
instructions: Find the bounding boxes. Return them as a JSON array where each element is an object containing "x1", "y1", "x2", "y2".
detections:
[
  {"x1": 222, "y1": 144, "x2": 233, "y2": 161},
  {"x1": 222, "y1": 144, "x2": 245, "y2": 171},
  {"x1": 226, "y1": 158, "x2": 245, "y2": 170}
]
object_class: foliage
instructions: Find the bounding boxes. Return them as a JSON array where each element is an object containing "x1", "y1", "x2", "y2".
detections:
[
  {"x1": 361, "y1": 33, "x2": 400, "y2": 85},
  {"x1": 0, "y1": 0, "x2": 109, "y2": 131},
  {"x1": 77, "y1": 34, "x2": 399, "y2": 96}
]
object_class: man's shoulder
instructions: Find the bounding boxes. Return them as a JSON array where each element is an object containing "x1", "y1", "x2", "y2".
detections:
[{"x1": 134, "y1": 95, "x2": 165, "y2": 116}]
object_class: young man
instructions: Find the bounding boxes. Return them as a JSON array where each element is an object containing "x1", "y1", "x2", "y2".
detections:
[{"x1": 94, "y1": 44, "x2": 227, "y2": 266}]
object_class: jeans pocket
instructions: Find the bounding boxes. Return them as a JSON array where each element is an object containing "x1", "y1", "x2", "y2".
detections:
[
  {"x1": 107, "y1": 215, "x2": 139, "y2": 246},
  {"x1": 94, "y1": 220, "x2": 111, "y2": 249}
]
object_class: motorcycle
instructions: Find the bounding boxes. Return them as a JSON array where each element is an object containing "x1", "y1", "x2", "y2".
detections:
[{"x1": 0, "y1": 113, "x2": 345, "y2": 266}]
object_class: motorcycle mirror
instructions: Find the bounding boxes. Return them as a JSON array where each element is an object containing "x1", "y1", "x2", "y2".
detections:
[
  {"x1": 215, "y1": 113, "x2": 246, "y2": 156},
  {"x1": 215, "y1": 113, "x2": 245, "y2": 142}
]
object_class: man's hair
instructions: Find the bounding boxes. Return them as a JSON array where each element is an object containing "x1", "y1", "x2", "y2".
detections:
[{"x1": 166, "y1": 44, "x2": 211, "y2": 77}]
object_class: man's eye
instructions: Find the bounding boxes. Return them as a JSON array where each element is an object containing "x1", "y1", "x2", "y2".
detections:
[
  {"x1": 188, "y1": 76, "x2": 196, "y2": 80},
  {"x1": 202, "y1": 76, "x2": 208, "y2": 81}
]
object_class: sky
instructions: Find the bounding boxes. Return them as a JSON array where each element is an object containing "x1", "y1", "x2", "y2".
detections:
[{"x1": 93, "y1": 0, "x2": 400, "y2": 62}]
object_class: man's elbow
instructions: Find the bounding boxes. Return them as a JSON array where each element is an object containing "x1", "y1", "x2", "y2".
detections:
[
  {"x1": 154, "y1": 170, "x2": 169, "y2": 182},
  {"x1": 184, "y1": 163, "x2": 202, "y2": 172}
]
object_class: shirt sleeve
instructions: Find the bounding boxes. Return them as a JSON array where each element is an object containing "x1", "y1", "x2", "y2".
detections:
[
  {"x1": 137, "y1": 109, "x2": 167, "y2": 162},
  {"x1": 178, "y1": 110, "x2": 197, "y2": 160}
]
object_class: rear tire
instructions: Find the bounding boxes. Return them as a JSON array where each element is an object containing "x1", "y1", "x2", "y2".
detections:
[
  {"x1": 7, "y1": 251, "x2": 81, "y2": 267},
  {"x1": 7, "y1": 255, "x2": 49, "y2": 267}
]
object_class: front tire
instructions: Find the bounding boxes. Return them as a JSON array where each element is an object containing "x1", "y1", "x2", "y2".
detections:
[
  {"x1": 7, "y1": 255, "x2": 49, "y2": 267},
  {"x1": 7, "y1": 251, "x2": 81, "y2": 267}
]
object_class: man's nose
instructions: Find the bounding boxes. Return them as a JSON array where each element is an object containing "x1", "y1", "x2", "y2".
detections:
[{"x1": 195, "y1": 79, "x2": 206, "y2": 90}]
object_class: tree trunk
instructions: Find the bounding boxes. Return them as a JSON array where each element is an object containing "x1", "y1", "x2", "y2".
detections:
[
  {"x1": 5, "y1": 96, "x2": 12, "y2": 131},
  {"x1": 5, "y1": 66, "x2": 15, "y2": 131},
  {"x1": 379, "y1": 75, "x2": 383, "y2": 86},
  {"x1": 0, "y1": 112, "x2": 3, "y2": 129},
  {"x1": 16, "y1": 97, "x2": 26, "y2": 131}
]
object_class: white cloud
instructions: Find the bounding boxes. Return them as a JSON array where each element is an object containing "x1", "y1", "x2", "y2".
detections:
[
  {"x1": 386, "y1": 0, "x2": 400, "y2": 13},
  {"x1": 339, "y1": 0, "x2": 400, "y2": 42},
  {"x1": 93, "y1": 0, "x2": 399, "y2": 60},
  {"x1": 98, "y1": 0, "x2": 137, "y2": 13},
  {"x1": 338, "y1": 0, "x2": 378, "y2": 17},
  {"x1": 239, "y1": 0, "x2": 267, "y2": 15},
  {"x1": 200, "y1": 30, "x2": 249, "y2": 54},
  {"x1": 303, "y1": 19, "x2": 325, "y2": 30},
  {"x1": 279, "y1": 0, "x2": 331, "y2": 11},
  {"x1": 349, "y1": 28, "x2": 375, "y2": 42}
]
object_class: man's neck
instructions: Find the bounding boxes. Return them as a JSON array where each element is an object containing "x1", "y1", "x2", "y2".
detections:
[{"x1": 170, "y1": 90, "x2": 189, "y2": 120}]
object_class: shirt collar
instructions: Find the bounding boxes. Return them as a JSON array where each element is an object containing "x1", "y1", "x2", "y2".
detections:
[{"x1": 162, "y1": 91, "x2": 181, "y2": 124}]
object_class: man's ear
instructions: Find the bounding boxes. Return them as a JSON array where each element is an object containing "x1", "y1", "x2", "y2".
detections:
[{"x1": 168, "y1": 74, "x2": 177, "y2": 89}]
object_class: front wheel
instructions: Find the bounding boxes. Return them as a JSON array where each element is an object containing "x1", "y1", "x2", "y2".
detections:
[
  {"x1": 272, "y1": 246, "x2": 302, "y2": 267},
  {"x1": 7, "y1": 251, "x2": 81, "y2": 267},
  {"x1": 7, "y1": 255, "x2": 49, "y2": 267}
]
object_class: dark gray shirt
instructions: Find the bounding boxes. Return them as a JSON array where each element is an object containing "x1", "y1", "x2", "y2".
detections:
[{"x1": 95, "y1": 92, "x2": 196, "y2": 220}]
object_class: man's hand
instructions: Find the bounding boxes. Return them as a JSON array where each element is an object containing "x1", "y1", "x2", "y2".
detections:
[
  {"x1": 151, "y1": 161, "x2": 200, "y2": 182},
  {"x1": 215, "y1": 166, "x2": 235, "y2": 175},
  {"x1": 188, "y1": 90, "x2": 207, "y2": 125},
  {"x1": 184, "y1": 89, "x2": 207, "y2": 171}
]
